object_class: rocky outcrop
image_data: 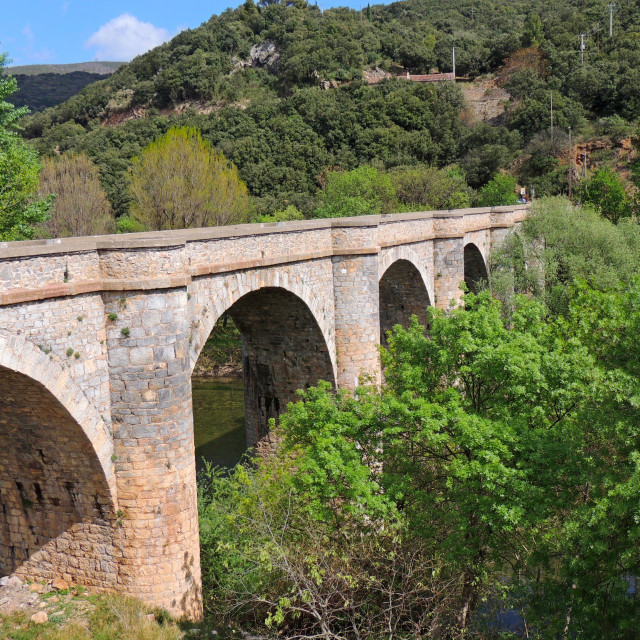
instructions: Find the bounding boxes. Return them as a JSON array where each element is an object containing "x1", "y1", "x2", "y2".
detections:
[{"x1": 250, "y1": 41, "x2": 280, "y2": 70}]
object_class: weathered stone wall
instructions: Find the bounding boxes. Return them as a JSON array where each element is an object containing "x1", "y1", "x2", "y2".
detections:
[
  {"x1": 103, "y1": 289, "x2": 201, "y2": 618},
  {"x1": 0, "y1": 294, "x2": 111, "y2": 418},
  {"x1": 0, "y1": 368, "x2": 117, "y2": 587},
  {"x1": 188, "y1": 260, "x2": 337, "y2": 379},
  {"x1": 227, "y1": 288, "x2": 335, "y2": 452},
  {"x1": 0, "y1": 333, "x2": 117, "y2": 589},
  {"x1": 464, "y1": 244, "x2": 490, "y2": 293}
]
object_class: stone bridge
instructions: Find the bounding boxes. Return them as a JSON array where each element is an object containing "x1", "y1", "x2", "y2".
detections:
[{"x1": 0, "y1": 204, "x2": 528, "y2": 618}]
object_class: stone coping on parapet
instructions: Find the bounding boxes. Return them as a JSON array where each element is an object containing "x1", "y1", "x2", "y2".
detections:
[{"x1": 0, "y1": 205, "x2": 530, "y2": 260}]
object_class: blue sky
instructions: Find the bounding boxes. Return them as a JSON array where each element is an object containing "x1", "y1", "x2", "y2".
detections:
[{"x1": 3, "y1": 0, "x2": 372, "y2": 67}]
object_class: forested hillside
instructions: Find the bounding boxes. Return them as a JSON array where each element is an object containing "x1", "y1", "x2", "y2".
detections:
[
  {"x1": 9, "y1": 72, "x2": 109, "y2": 112},
  {"x1": 18, "y1": 0, "x2": 640, "y2": 220}
]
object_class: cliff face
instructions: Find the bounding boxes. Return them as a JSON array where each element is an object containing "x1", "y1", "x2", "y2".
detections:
[{"x1": 461, "y1": 79, "x2": 511, "y2": 125}]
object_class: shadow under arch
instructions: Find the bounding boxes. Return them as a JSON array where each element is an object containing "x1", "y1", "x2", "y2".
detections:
[
  {"x1": 194, "y1": 287, "x2": 336, "y2": 455},
  {"x1": 379, "y1": 259, "x2": 431, "y2": 345},
  {"x1": 464, "y1": 243, "x2": 489, "y2": 294},
  {"x1": 0, "y1": 334, "x2": 118, "y2": 586}
]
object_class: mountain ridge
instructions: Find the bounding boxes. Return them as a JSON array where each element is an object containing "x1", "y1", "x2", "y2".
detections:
[{"x1": 6, "y1": 61, "x2": 124, "y2": 76}]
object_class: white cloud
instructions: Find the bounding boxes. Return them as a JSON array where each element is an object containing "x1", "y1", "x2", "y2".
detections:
[
  {"x1": 85, "y1": 14, "x2": 170, "y2": 61},
  {"x1": 22, "y1": 24, "x2": 34, "y2": 44},
  {"x1": 20, "y1": 23, "x2": 54, "y2": 62}
]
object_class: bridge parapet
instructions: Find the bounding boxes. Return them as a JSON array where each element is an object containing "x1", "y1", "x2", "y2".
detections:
[{"x1": 0, "y1": 205, "x2": 528, "y2": 306}]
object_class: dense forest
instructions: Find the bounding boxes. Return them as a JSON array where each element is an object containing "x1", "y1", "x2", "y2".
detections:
[
  {"x1": 9, "y1": 72, "x2": 109, "y2": 112},
  {"x1": 13, "y1": 0, "x2": 640, "y2": 222}
]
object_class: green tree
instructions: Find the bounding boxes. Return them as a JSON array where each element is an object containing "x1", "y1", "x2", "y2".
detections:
[
  {"x1": 314, "y1": 166, "x2": 398, "y2": 218},
  {"x1": 0, "y1": 52, "x2": 50, "y2": 240},
  {"x1": 475, "y1": 173, "x2": 519, "y2": 207},
  {"x1": 521, "y1": 14, "x2": 544, "y2": 47},
  {"x1": 388, "y1": 165, "x2": 471, "y2": 210},
  {"x1": 584, "y1": 167, "x2": 631, "y2": 224},
  {"x1": 490, "y1": 197, "x2": 640, "y2": 315},
  {"x1": 252, "y1": 204, "x2": 305, "y2": 223},
  {"x1": 199, "y1": 291, "x2": 609, "y2": 635},
  {"x1": 129, "y1": 126, "x2": 250, "y2": 230},
  {"x1": 39, "y1": 153, "x2": 115, "y2": 237}
]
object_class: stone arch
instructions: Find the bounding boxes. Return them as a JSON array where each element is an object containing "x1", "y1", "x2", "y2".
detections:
[
  {"x1": 188, "y1": 268, "x2": 337, "y2": 379},
  {"x1": 463, "y1": 243, "x2": 489, "y2": 293},
  {"x1": 379, "y1": 246, "x2": 434, "y2": 304},
  {"x1": 189, "y1": 276, "x2": 337, "y2": 454},
  {"x1": 0, "y1": 333, "x2": 118, "y2": 585},
  {"x1": 379, "y1": 257, "x2": 432, "y2": 345}
]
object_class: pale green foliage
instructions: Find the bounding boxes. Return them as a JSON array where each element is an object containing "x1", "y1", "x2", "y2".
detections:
[
  {"x1": 39, "y1": 153, "x2": 115, "y2": 237},
  {"x1": 129, "y1": 126, "x2": 250, "y2": 230},
  {"x1": 314, "y1": 165, "x2": 472, "y2": 219},
  {"x1": 491, "y1": 196, "x2": 640, "y2": 314},
  {"x1": 116, "y1": 214, "x2": 147, "y2": 234},
  {"x1": 314, "y1": 166, "x2": 398, "y2": 218},
  {"x1": 252, "y1": 204, "x2": 305, "y2": 223},
  {"x1": 388, "y1": 165, "x2": 471, "y2": 210},
  {"x1": 475, "y1": 173, "x2": 519, "y2": 207},
  {"x1": 0, "y1": 593, "x2": 182, "y2": 640},
  {"x1": 0, "y1": 52, "x2": 51, "y2": 241}
]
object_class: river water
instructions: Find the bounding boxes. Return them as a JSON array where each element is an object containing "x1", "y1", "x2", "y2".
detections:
[{"x1": 192, "y1": 377, "x2": 246, "y2": 472}]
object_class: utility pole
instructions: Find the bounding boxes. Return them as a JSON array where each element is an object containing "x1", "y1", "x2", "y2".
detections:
[
  {"x1": 584, "y1": 151, "x2": 588, "y2": 197},
  {"x1": 470, "y1": 7, "x2": 475, "y2": 25},
  {"x1": 550, "y1": 92, "x2": 554, "y2": 142},
  {"x1": 568, "y1": 127, "x2": 573, "y2": 199},
  {"x1": 452, "y1": 46, "x2": 456, "y2": 79},
  {"x1": 583, "y1": 151, "x2": 588, "y2": 180},
  {"x1": 608, "y1": 3, "x2": 615, "y2": 37},
  {"x1": 579, "y1": 33, "x2": 587, "y2": 65}
]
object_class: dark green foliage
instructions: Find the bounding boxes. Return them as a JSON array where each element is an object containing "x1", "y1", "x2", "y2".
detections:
[
  {"x1": 9, "y1": 72, "x2": 108, "y2": 112},
  {"x1": 584, "y1": 166, "x2": 632, "y2": 223},
  {"x1": 29, "y1": 80, "x2": 467, "y2": 216},
  {"x1": 19, "y1": 0, "x2": 640, "y2": 214}
]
